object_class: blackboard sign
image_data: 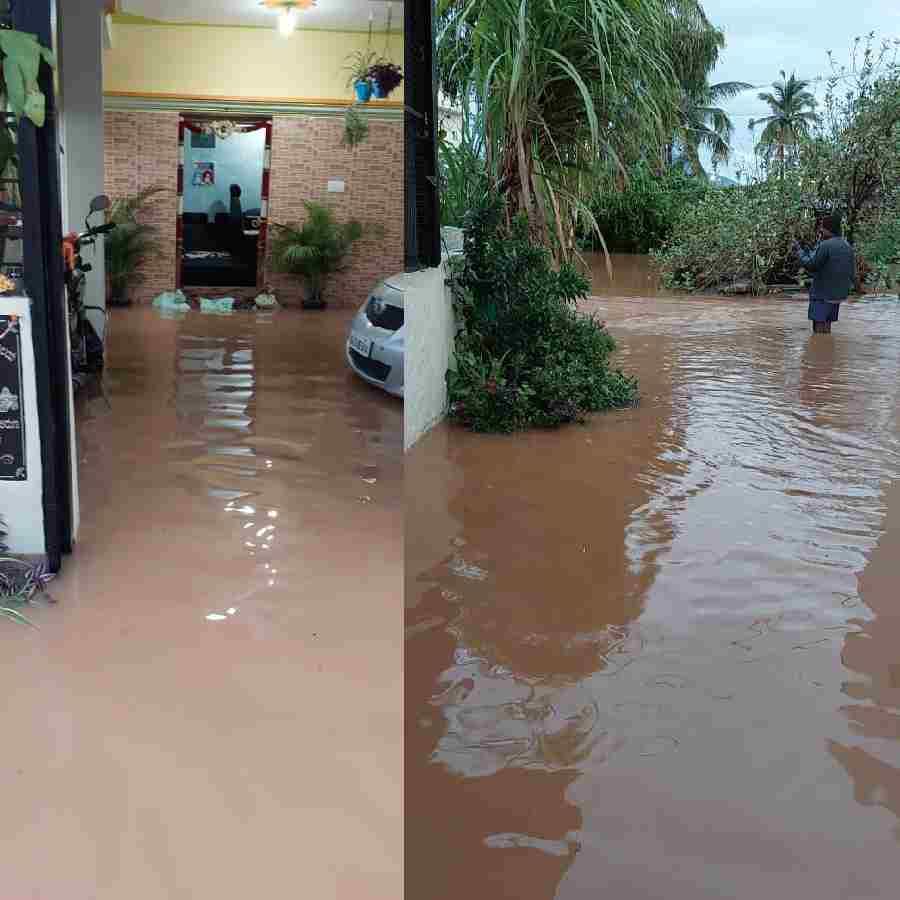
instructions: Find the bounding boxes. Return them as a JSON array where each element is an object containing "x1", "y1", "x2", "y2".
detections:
[{"x1": 0, "y1": 314, "x2": 26, "y2": 480}]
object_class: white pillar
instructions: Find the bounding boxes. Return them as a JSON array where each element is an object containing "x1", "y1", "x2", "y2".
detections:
[{"x1": 57, "y1": 0, "x2": 106, "y2": 340}]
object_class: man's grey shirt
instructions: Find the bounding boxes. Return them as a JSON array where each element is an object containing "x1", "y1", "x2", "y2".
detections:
[{"x1": 797, "y1": 236, "x2": 855, "y2": 302}]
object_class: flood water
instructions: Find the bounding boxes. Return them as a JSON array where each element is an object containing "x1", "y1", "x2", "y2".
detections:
[
  {"x1": 585, "y1": 252, "x2": 663, "y2": 297},
  {"x1": 0, "y1": 308, "x2": 402, "y2": 897},
  {"x1": 406, "y1": 293, "x2": 900, "y2": 898}
]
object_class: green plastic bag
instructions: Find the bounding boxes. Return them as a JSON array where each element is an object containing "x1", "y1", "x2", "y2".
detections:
[
  {"x1": 199, "y1": 297, "x2": 235, "y2": 314},
  {"x1": 152, "y1": 290, "x2": 190, "y2": 310}
]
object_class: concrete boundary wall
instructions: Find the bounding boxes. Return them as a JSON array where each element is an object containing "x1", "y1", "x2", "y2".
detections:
[
  {"x1": 404, "y1": 264, "x2": 455, "y2": 452},
  {"x1": 0, "y1": 299, "x2": 46, "y2": 555}
]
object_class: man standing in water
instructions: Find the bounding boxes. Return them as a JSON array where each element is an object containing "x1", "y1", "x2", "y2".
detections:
[{"x1": 793, "y1": 214, "x2": 855, "y2": 334}]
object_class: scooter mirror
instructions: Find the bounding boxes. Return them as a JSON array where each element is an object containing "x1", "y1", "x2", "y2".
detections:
[{"x1": 89, "y1": 195, "x2": 111, "y2": 213}]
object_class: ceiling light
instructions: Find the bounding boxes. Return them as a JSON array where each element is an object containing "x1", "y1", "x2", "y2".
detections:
[
  {"x1": 278, "y1": 8, "x2": 299, "y2": 36},
  {"x1": 261, "y1": 1, "x2": 317, "y2": 38}
]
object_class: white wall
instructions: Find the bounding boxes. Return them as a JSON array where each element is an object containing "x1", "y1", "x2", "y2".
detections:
[
  {"x1": 0, "y1": 298, "x2": 46, "y2": 556},
  {"x1": 184, "y1": 129, "x2": 266, "y2": 219},
  {"x1": 55, "y1": 0, "x2": 106, "y2": 544},
  {"x1": 57, "y1": 0, "x2": 106, "y2": 341},
  {"x1": 403, "y1": 265, "x2": 456, "y2": 452}
]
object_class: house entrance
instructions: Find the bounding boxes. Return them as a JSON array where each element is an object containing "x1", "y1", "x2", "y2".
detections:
[{"x1": 176, "y1": 117, "x2": 272, "y2": 292}]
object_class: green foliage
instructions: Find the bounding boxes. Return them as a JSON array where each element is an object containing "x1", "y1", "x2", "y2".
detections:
[
  {"x1": 800, "y1": 36, "x2": 900, "y2": 241},
  {"x1": 447, "y1": 194, "x2": 638, "y2": 432},
  {"x1": 656, "y1": 36, "x2": 900, "y2": 293},
  {"x1": 104, "y1": 186, "x2": 166, "y2": 305},
  {"x1": 652, "y1": 179, "x2": 816, "y2": 292},
  {"x1": 675, "y1": 79, "x2": 751, "y2": 177},
  {"x1": 856, "y1": 208, "x2": 900, "y2": 290},
  {"x1": 436, "y1": 0, "x2": 681, "y2": 261},
  {"x1": 750, "y1": 70, "x2": 820, "y2": 167},
  {"x1": 438, "y1": 107, "x2": 489, "y2": 228},
  {"x1": 344, "y1": 48, "x2": 378, "y2": 88},
  {"x1": 0, "y1": 515, "x2": 53, "y2": 627},
  {"x1": 270, "y1": 202, "x2": 370, "y2": 303},
  {"x1": 0, "y1": 28, "x2": 55, "y2": 127},
  {"x1": 582, "y1": 165, "x2": 711, "y2": 254},
  {"x1": 342, "y1": 105, "x2": 369, "y2": 148}
]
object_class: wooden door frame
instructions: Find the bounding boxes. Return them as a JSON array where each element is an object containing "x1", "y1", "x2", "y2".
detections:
[{"x1": 175, "y1": 115, "x2": 273, "y2": 293}]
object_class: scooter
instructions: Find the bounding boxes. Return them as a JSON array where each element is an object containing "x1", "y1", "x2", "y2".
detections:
[{"x1": 62, "y1": 195, "x2": 115, "y2": 384}]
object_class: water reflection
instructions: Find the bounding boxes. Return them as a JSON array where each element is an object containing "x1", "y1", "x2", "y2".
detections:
[
  {"x1": 832, "y1": 466, "x2": 900, "y2": 839},
  {"x1": 1, "y1": 307, "x2": 402, "y2": 897},
  {"x1": 406, "y1": 326, "x2": 681, "y2": 894},
  {"x1": 407, "y1": 295, "x2": 900, "y2": 899}
]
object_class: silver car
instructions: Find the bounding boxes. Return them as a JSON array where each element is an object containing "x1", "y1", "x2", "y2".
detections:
[{"x1": 346, "y1": 227, "x2": 464, "y2": 398}]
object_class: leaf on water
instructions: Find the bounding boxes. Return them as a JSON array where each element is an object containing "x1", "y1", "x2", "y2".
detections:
[{"x1": 1, "y1": 606, "x2": 36, "y2": 628}]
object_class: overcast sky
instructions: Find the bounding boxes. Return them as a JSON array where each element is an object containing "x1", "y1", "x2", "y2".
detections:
[{"x1": 700, "y1": 0, "x2": 900, "y2": 176}]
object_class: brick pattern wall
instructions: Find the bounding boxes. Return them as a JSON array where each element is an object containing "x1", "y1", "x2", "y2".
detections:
[
  {"x1": 104, "y1": 111, "x2": 403, "y2": 309},
  {"x1": 104, "y1": 111, "x2": 180, "y2": 305},
  {"x1": 266, "y1": 116, "x2": 404, "y2": 308}
]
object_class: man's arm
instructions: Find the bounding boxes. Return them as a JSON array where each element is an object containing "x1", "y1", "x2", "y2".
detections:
[{"x1": 795, "y1": 241, "x2": 830, "y2": 272}]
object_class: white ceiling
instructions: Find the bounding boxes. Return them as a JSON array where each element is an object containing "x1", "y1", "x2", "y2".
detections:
[{"x1": 119, "y1": 0, "x2": 402, "y2": 31}]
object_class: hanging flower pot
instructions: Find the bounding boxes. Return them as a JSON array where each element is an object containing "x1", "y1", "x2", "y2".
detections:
[
  {"x1": 367, "y1": 62, "x2": 403, "y2": 99},
  {"x1": 353, "y1": 79, "x2": 373, "y2": 103}
]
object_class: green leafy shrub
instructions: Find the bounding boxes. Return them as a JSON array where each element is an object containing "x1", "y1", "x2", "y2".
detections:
[
  {"x1": 856, "y1": 209, "x2": 900, "y2": 290},
  {"x1": 438, "y1": 108, "x2": 489, "y2": 228},
  {"x1": 447, "y1": 195, "x2": 637, "y2": 432},
  {"x1": 652, "y1": 178, "x2": 817, "y2": 293},
  {"x1": 270, "y1": 202, "x2": 370, "y2": 308},
  {"x1": 105, "y1": 186, "x2": 166, "y2": 306},
  {"x1": 655, "y1": 38, "x2": 900, "y2": 294},
  {"x1": 581, "y1": 165, "x2": 711, "y2": 254}
]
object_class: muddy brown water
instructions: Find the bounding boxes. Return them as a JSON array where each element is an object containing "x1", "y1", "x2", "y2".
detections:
[
  {"x1": 406, "y1": 293, "x2": 900, "y2": 899},
  {"x1": 585, "y1": 252, "x2": 663, "y2": 297},
  {"x1": 0, "y1": 308, "x2": 402, "y2": 897}
]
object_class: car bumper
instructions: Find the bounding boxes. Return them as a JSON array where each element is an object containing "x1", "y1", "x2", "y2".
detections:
[{"x1": 346, "y1": 337, "x2": 404, "y2": 398}]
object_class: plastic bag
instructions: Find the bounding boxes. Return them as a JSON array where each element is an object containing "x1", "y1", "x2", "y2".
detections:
[
  {"x1": 199, "y1": 297, "x2": 235, "y2": 314},
  {"x1": 254, "y1": 291, "x2": 278, "y2": 310},
  {"x1": 152, "y1": 290, "x2": 190, "y2": 310}
]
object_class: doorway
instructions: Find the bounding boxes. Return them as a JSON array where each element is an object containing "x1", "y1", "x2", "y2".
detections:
[{"x1": 176, "y1": 117, "x2": 272, "y2": 292}]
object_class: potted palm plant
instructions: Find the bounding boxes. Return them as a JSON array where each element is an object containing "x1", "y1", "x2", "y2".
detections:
[
  {"x1": 269, "y1": 202, "x2": 368, "y2": 310},
  {"x1": 104, "y1": 186, "x2": 165, "y2": 306}
]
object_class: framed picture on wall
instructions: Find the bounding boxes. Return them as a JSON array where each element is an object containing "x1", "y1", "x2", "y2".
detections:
[{"x1": 192, "y1": 162, "x2": 215, "y2": 187}]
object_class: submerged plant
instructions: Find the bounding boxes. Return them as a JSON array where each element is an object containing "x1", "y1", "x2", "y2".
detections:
[
  {"x1": 447, "y1": 193, "x2": 638, "y2": 432},
  {"x1": 0, "y1": 517, "x2": 54, "y2": 627}
]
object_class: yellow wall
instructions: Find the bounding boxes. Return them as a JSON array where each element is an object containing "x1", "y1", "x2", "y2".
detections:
[{"x1": 103, "y1": 24, "x2": 404, "y2": 103}]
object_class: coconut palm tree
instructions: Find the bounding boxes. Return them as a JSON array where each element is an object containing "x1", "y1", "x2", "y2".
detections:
[
  {"x1": 675, "y1": 80, "x2": 752, "y2": 177},
  {"x1": 659, "y1": 1, "x2": 750, "y2": 177},
  {"x1": 751, "y1": 71, "x2": 820, "y2": 171}
]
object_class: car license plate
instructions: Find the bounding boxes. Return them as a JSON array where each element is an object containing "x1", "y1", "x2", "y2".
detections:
[{"x1": 350, "y1": 333, "x2": 373, "y2": 357}]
